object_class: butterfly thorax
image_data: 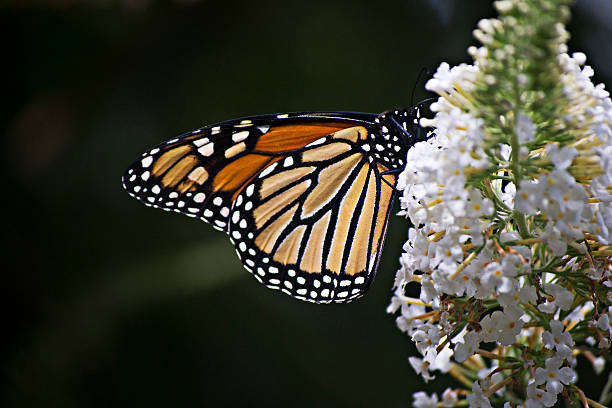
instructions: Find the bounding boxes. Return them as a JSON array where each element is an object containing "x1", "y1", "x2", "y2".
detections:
[{"x1": 368, "y1": 107, "x2": 421, "y2": 172}]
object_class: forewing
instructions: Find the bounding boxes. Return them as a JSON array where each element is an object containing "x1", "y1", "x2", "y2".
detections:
[
  {"x1": 226, "y1": 126, "x2": 397, "y2": 303},
  {"x1": 122, "y1": 113, "x2": 374, "y2": 232}
]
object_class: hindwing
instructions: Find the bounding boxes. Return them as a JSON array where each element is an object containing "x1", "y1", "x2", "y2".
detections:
[{"x1": 227, "y1": 128, "x2": 396, "y2": 303}]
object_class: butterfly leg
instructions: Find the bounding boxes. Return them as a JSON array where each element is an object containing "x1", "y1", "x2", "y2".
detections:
[
  {"x1": 390, "y1": 117, "x2": 412, "y2": 141},
  {"x1": 379, "y1": 168, "x2": 403, "y2": 192}
]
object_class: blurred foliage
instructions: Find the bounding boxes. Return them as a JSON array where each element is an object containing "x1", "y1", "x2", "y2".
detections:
[{"x1": 2, "y1": 0, "x2": 610, "y2": 406}]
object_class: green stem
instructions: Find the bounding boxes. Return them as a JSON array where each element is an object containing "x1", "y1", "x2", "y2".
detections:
[{"x1": 510, "y1": 93, "x2": 530, "y2": 238}]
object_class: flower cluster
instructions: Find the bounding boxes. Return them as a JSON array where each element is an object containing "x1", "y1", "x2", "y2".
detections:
[{"x1": 388, "y1": 1, "x2": 612, "y2": 407}]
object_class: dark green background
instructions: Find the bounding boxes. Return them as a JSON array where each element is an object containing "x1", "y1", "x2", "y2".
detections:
[{"x1": 3, "y1": 0, "x2": 611, "y2": 406}]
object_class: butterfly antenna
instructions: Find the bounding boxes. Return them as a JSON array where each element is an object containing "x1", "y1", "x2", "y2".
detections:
[{"x1": 411, "y1": 67, "x2": 430, "y2": 107}]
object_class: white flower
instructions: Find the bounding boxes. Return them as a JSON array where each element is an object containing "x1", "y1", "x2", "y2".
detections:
[
  {"x1": 516, "y1": 112, "x2": 536, "y2": 143},
  {"x1": 479, "y1": 312, "x2": 502, "y2": 343},
  {"x1": 412, "y1": 324, "x2": 441, "y2": 356},
  {"x1": 477, "y1": 366, "x2": 505, "y2": 395},
  {"x1": 394, "y1": 301, "x2": 427, "y2": 334},
  {"x1": 565, "y1": 301, "x2": 594, "y2": 325},
  {"x1": 466, "y1": 382, "x2": 492, "y2": 408},
  {"x1": 426, "y1": 344, "x2": 453, "y2": 373},
  {"x1": 540, "y1": 222, "x2": 567, "y2": 256},
  {"x1": 538, "y1": 283, "x2": 574, "y2": 313},
  {"x1": 525, "y1": 380, "x2": 557, "y2": 408},
  {"x1": 515, "y1": 180, "x2": 545, "y2": 214},
  {"x1": 546, "y1": 143, "x2": 576, "y2": 170},
  {"x1": 593, "y1": 356, "x2": 606, "y2": 374},
  {"x1": 441, "y1": 388, "x2": 458, "y2": 407},
  {"x1": 412, "y1": 391, "x2": 438, "y2": 408},
  {"x1": 420, "y1": 277, "x2": 438, "y2": 306},
  {"x1": 409, "y1": 357, "x2": 435, "y2": 382},
  {"x1": 597, "y1": 310, "x2": 612, "y2": 337},
  {"x1": 481, "y1": 254, "x2": 520, "y2": 294},
  {"x1": 535, "y1": 357, "x2": 576, "y2": 394},
  {"x1": 497, "y1": 305, "x2": 525, "y2": 346},
  {"x1": 454, "y1": 330, "x2": 482, "y2": 362},
  {"x1": 542, "y1": 320, "x2": 574, "y2": 359},
  {"x1": 498, "y1": 284, "x2": 537, "y2": 307}
]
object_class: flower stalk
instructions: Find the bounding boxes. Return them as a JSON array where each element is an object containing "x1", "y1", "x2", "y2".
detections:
[{"x1": 388, "y1": 1, "x2": 612, "y2": 407}]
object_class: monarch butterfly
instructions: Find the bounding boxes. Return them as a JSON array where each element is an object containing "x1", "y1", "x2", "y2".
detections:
[{"x1": 122, "y1": 104, "x2": 431, "y2": 304}]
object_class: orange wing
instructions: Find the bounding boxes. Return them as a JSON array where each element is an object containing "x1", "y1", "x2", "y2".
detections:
[{"x1": 122, "y1": 114, "x2": 372, "y2": 232}]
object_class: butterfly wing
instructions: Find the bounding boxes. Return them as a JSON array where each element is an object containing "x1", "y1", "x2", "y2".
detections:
[
  {"x1": 227, "y1": 126, "x2": 397, "y2": 303},
  {"x1": 122, "y1": 112, "x2": 396, "y2": 303},
  {"x1": 122, "y1": 112, "x2": 377, "y2": 231}
]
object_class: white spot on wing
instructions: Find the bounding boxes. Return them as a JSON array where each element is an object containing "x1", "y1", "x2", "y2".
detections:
[
  {"x1": 198, "y1": 142, "x2": 214, "y2": 157},
  {"x1": 283, "y1": 157, "x2": 294, "y2": 167},
  {"x1": 232, "y1": 131, "x2": 249, "y2": 142},
  {"x1": 193, "y1": 137, "x2": 210, "y2": 147},
  {"x1": 305, "y1": 137, "x2": 326, "y2": 148},
  {"x1": 141, "y1": 156, "x2": 153, "y2": 168},
  {"x1": 259, "y1": 162, "x2": 278, "y2": 178}
]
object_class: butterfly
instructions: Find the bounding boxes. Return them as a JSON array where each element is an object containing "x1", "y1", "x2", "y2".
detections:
[{"x1": 122, "y1": 104, "x2": 431, "y2": 304}]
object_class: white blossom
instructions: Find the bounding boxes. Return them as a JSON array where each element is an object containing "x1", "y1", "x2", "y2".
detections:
[
  {"x1": 441, "y1": 388, "x2": 458, "y2": 407},
  {"x1": 534, "y1": 357, "x2": 576, "y2": 394},
  {"x1": 454, "y1": 330, "x2": 482, "y2": 362},
  {"x1": 466, "y1": 382, "x2": 491, "y2": 408},
  {"x1": 516, "y1": 112, "x2": 536, "y2": 143},
  {"x1": 497, "y1": 305, "x2": 525, "y2": 346},
  {"x1": 537, "y1": 283, "x2": 574, "y2": 313},
  {"x1": 525, "y1": 381, "x2": 557, "y2": 408},
  {"x1": 412, "y1": 391, "x2": 438, "y2": 408},
  {"x1": 542, "y1": 320, "x2": 574, "y2": 359}
]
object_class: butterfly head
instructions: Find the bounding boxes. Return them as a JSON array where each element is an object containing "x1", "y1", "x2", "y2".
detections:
[{"x1": 370, "y1": 104, "x2": 429, "y2": 171}]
